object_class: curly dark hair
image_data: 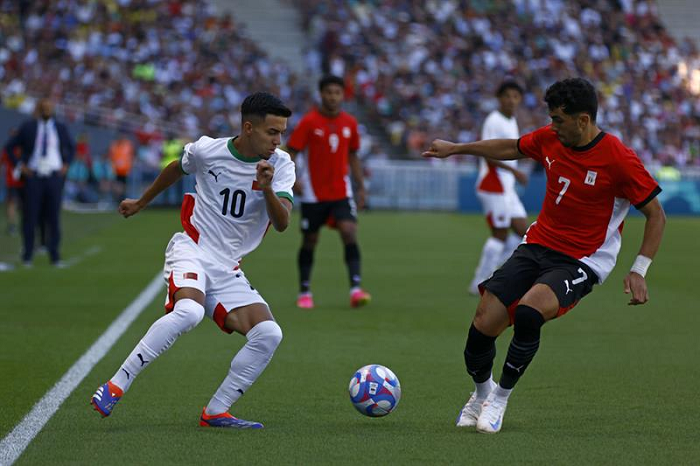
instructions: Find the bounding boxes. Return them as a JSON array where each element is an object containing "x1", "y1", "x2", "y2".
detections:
[
  {"x1": 241, "y1": 92, "x2": 292, "y2": 124},
  {"x1": 544, "y1": 78, "x2": 598, "y2": 122}
]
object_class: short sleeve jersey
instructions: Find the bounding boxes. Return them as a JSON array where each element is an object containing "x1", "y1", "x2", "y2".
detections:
[
  {"x1": 286, "y1": 108, "x2": 360, "y2": 203},
  {"x1": 179, "y1": 136, "x2": 295, "y2": 268},
  {"x1": 517, "y1": 125, "x2": 660, "y2": 282},
  {"x1": 477, "y1": 110, "x2": 520, "y2": 193}
]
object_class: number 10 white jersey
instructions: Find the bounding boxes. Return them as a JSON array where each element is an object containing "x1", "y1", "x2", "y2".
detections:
[{"x1": 179, "y1": 136, "x2": 295, "y2": 269}]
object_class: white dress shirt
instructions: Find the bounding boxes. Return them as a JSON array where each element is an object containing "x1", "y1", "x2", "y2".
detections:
[{"x1": 29, "y1": 118, "x2": 63, "y2": 176}]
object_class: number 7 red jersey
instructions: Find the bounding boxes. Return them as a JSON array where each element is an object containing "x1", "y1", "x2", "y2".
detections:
[
  {"x1": 286, "y1": 108, "x2": 360, "y2": 202},
  {"x1": 517, "y1": 125, "x2": 661, "y2": 283}
]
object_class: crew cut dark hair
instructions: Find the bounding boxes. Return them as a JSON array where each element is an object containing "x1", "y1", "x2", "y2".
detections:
[
  {"x1": 544, "y1": 78, "x2": 598, "y2": 121},
  {"x1": 241, "y1": 92, "x2": 292, "y2": 124},
  {"x1": 318, "y1": 75, "x2": 345, "y2": 91},
  {"x1": 496, "y1": 80, "x2": 523, "y2": 97}
]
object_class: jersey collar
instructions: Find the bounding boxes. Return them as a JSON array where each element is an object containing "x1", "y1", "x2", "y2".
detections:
[
  {"x1": 572, "y1": 131, "x2": 606, "y2": 152},
  {"x1": 228, "y1": 137, "x2": 261, "y2": 163}
]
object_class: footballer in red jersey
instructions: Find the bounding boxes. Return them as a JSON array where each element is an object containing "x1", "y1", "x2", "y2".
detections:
[
  {"x1": 423, "y1": 78, "x2": 665, "y2": 433},
  {"x1": 286, "y1": 75, "x2": 370, "y2": 309}
]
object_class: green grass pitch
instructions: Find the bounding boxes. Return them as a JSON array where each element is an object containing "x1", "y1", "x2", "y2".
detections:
[{"x1": 1, "y1": 208, "x2": 698, "y2": 464}]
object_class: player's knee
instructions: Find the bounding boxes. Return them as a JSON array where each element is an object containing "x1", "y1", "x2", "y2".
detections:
[
  {"x1": 513, "y1": 305, "x2": 545, "y2": 338},
  {"x1": 173, "y1": 298, "x2": 205, "y2": 332},
  {"x1": 248, "y1": 320, "x2": 283, "y2": 353}
]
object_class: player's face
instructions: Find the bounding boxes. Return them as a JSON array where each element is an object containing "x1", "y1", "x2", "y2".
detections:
[
  {"x1": 498, "y1": 89, "x2": 522, "y2": 117},
  {"x1": 320, "y1": 84, "x2": 344, "y2": 114},
  {"x1": 549, "y1": 107, "x2": 586, "y2": 147},
  {"x1": 248, "y1": 115, "x2": 287, "y2": 159}
]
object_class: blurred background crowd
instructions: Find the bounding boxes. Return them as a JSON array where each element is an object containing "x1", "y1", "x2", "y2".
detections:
[{"x1": 1, "y1": 0, "x2": 699, "y2": 209}]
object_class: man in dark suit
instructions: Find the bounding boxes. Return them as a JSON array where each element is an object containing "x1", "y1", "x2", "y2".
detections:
[{"x1": 5, "y1": 98, "x2": 75, "y2": 266}]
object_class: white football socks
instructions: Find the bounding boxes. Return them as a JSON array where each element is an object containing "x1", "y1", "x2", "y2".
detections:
[
  {"x1": 499, "y1": 233, "x2": 522, "y2": 265},
  {"x1": 475, "y1": 376, "x2": 497, "y2": 400},
  {"x1": 111, "y1": 298, "x2": 205, "y2": 392},
  {"x1": 472, "y1": 237, "x2": 505, "y2": 286},
  {"x1": 205, "y1": 320, "x2": 283, "y2": 415},
  {"x1": 493, "y1": 384, "x2": 513, "y2": 402}
]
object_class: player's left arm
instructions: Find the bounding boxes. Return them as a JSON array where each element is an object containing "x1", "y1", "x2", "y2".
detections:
[
  {"x1": 348, "y1": 150, "x2": 366, "y2": 210},
  {"x1": 257, "y1": 160, "x2": 292, "y2": 231},
  {"x1": 624, "y1": 197, "x2": 666, "y2": 305}
]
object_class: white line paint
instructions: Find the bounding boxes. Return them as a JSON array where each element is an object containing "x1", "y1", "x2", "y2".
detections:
[
  {"x1": 0, "y1": 273, "x2": 163, "y2": 466},
  {"x1": 62, "y1": 246, "x2": 103, "y2": 269}
]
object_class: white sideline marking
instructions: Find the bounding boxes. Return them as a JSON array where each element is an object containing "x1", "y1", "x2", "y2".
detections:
[
  {"x1": 62, "y1": 246, "x2": 103, "y2": 269},
  {"x1": 0, "y1": 273, "x2": 163, "y2": 466}
]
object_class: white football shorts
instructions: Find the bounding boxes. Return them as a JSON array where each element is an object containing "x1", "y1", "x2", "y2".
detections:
[
  {"x1": 163, "y1": 232, "x2": 268, "y2": 333},
  {"x1": 476, "y1": 189, "x2": 527, "y2": 228}
]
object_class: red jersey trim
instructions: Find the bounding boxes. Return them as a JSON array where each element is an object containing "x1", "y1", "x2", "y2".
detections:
[
  {"x1": 477, "y1": 163, "x2": 504, "y2": 192},
  {"x1": 180, "y1": 193, "x2": 200, "y2": 243}
]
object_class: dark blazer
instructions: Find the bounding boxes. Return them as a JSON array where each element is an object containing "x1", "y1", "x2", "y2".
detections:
[{"x1": 5, "y1": 118, "x2": 75, "y2": 167}]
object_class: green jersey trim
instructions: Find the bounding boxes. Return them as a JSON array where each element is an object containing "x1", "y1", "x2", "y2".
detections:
[
  {"x1": 228, "y1": 137, "x2": 260, "y2": 163},
  {"x1": 276, "y1": 192, "x2": 294, "y2": 204}
]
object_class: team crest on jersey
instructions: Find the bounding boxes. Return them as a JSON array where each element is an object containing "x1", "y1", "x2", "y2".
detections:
[
  {"x1": 585, "y1": 170, "x2": 597, "y2": 186},
  {"x1": 342, "y1": 127, "x2": 351, "y2": 138}
]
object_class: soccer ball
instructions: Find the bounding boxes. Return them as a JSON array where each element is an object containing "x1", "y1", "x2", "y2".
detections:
[{"x1": 348, "y1": 364, "x2": 401, "y2": 417}]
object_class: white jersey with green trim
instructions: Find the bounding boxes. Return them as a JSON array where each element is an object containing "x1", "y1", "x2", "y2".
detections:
[{"x1": 179, "y1": 135, "x2": 295, "y2": 269}]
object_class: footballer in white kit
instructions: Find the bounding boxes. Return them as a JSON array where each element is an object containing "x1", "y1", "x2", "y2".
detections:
[
  {"x1": 470, "y1": 81, "x2": 529, "y2": 295},
  {"x1": 91, "y1": 92, "x2": 294, "y2": 429},
  {"x1": 165, "y1": 135, "x2": 295, "y2": 328}
]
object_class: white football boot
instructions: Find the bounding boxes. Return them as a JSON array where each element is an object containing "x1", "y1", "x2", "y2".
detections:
[
  {"x1": 456, "y1": 380, "x2": 496, "y2": 427},
  {"x1": 475, "y1": 390, "x2": 508, "y2": 434}
]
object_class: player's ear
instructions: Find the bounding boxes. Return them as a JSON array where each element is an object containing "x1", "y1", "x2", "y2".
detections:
[
  {"x1": 242, "y1": 120, "x2": 254, "y2": 135},
  {"x1": 577, "y1": 113, "x2": 590, "y2": 129}
]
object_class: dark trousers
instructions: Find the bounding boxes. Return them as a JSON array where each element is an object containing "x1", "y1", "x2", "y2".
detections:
[{"x1": 22, "y1": 173, "x2": 64, "y2": 262}]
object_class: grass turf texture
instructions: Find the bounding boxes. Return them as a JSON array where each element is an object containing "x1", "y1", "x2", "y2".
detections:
[{"x1": 1, "y1": 209, "x2": 698, "y2": 464}]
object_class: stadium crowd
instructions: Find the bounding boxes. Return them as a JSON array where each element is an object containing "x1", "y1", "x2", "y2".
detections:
[
  {"x1": 0, "y1": 0, "x2": 699, "y2": 171},
  {"x1": 0, "y1": 0, "x2": 311, "y2": 138},
  {"x1": 294, "y1": 0, "x2": 700, "y2": 168}
]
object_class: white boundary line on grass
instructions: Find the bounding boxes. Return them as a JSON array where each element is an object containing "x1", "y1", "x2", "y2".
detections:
[
  {"x1": 61, "y1": 245, "x2": 103, "y2": 269},
  {"x1": 0, "y1": 272, "x2": 163, "y2": 466}
]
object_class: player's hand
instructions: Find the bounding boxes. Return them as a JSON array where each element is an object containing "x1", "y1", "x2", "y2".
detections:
[
  {"x1": 256, "y1": 160, "x2": 274, "y2": 189},
  {"x1": 623, "y1": 272, "x2": 649, "y2": 305},
  {"x1": 119, "y1": 199, "x2": 143, "y2": 218},
  {"x1": 422, "y1": 139, "x2": 455, "y2": 159},
  {"x1": 292, "y1": 180, "x2": 303, "y2": 195},
  {"x1": 21, "y1": 165, "x2": 34, "y2": 178},
  {"x1": 514, "y1": 169, "x2": 528, "y2": 185}
]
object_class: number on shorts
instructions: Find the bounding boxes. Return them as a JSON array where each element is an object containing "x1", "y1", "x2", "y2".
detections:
[{"x1": 556, "y1": 176, "x2": 570, "y2": 205}]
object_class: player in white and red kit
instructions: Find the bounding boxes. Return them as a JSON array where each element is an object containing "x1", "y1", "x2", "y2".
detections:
[
  {"x1": 286, "y1": 75, "x2": 370, "y2": 309},
  {"x1": 470, "y1": 80, "x2": 530, "y2": 295},
  {"x1": 90, "y1": 93, "x2": 295, "y2": 429},
  {"x1": 423, "y1": 78, "x2": 666, "y2": 434}
]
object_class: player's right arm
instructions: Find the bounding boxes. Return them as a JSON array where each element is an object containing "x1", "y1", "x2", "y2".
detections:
[
  {"x1": 422, "y1": 138, "x2": 525, "y2": 161},
  {"x1": 119, "y1": 160, "x2": 183, "y2": 218}
]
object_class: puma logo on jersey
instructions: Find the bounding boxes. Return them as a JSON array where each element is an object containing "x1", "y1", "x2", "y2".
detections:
[
  {"x1": 545, "y1": 156, "x2": 556, "y2": 170},
  {"x1": 313, "y1": 128, "x2": 324, "y2": 137},
  {"x1": 208, "y1": 169, "x2": 221, "y2": 182},
  {"x1": 564, "y1": 279, "x2": 572, "y2": 295}
]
